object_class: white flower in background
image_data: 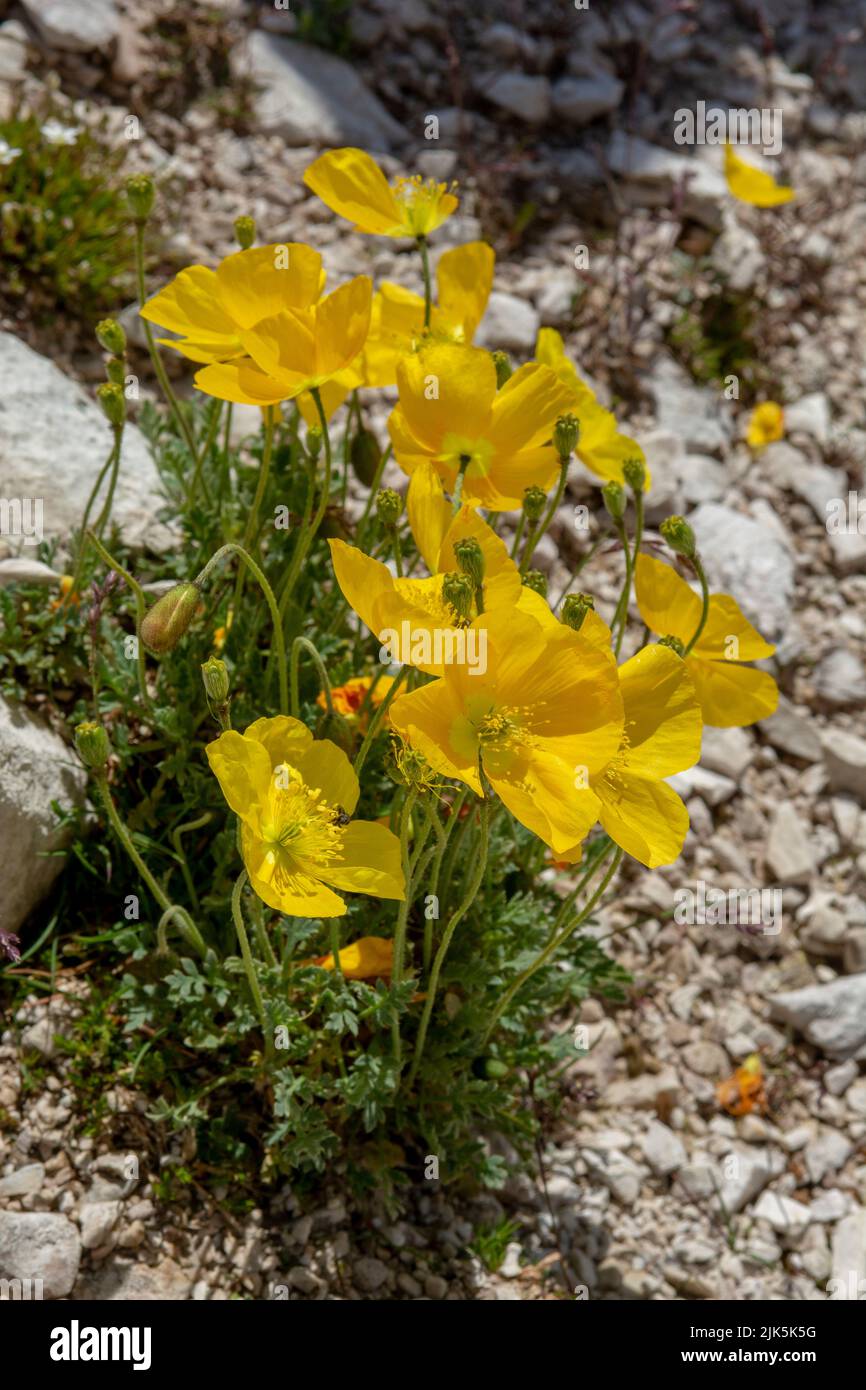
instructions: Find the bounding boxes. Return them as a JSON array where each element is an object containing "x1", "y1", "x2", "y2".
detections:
[
  {"x1": 40, "y1": 119, "x2": 81, "y2": 146},
  {"x1": 0, "y1": 137, "x2": 22, "y2": 165}
]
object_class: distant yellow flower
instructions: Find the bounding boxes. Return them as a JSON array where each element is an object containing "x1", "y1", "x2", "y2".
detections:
[
  {"x1": 635, "y1": 553, "x2": 778, "y2": 727},
  {"x1": 304, "y1": 147, "x2": 458, "y2": 238},
  {"x1": 213, "y1": 605, "x2": 234, "y2": 653},
  {"x1": 206, "y1": 716, "x2": 404, "y2": 917},
  {"x1": 388, "y1": 342, "x2": 575, "y2": 510},
  {"x1": 194, "y1": 276, "x2": 372, "y2": 407},
  {"x1": 746, "y1": 401, "x2": 784, "y2": 449},
  {"x1": 389, "y1": 607, "x2": 623, "y2": 855},
  {"x1": 724, "y1": 145, "x2": 794, "y2": 207},
  {"x1": 310, "y1": 936, "x2": 393, "y2": 979},
  {"x1": 364, "y1": 242, "x2": 495, "y2": 386},
  {"x1": 535, "y1": 329, "x2": 649, "y2": 488},
  {"x1": 51, "y1": 574, "x2": 81, "y2": 611},
  {"x1": 139, "y1": 242, "x2": 327, "y2": 364},
  {"x1": 316, "y1": 675, "x2": 395, "y2": 729}
]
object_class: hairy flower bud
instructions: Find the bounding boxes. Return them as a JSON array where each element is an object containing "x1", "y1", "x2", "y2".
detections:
[
  {"x1": 96, "y1": 382, "x2": 126, "y2": 428},
  {"x1": 561, "y1": 592, "x2": 595, "y2": 631},
  {"x1": 126, "y1": 173, "x2": 155, "y2": 223},
  {"x1": 350, "y1": 427, "x2": 381, "y2": 487},
  {"x1": 492, "y1": 350, "x2": 512, "y2": 388},
  {"x1": 602, "y1": 480, "x2": 625, "y2": 523},
  {"x1": 553, "y1": 413, "x2": 579, "y2": 458},
  {"x1": 660, "y1": 515, "x2": 696, "y2": 559},
  {"x1": 201, "y1": 655, "x2": 230, "y2": 704},
  {"x1": 522, "y1": 485, "x2": 547, "y2": 523},
  {"x1": 75, "y1": 720, "x2": 110, "y2": 771},
  {"x1": 658, "y1": 634, "x2": 686, "y2": 657},
  {"x1": 95, "y1": 318, "x2": 126, "y2": 357},
  {"x1": 233, "y1": 215, "x2": 256, "y2": 250},
  {"x1": 376, "y1": 487, "x2": 403, "y2": 527},
  {"x1": 521, "y1": 569, "x2": 548, "y2": 597},
  {"x1": 453, "y1": 537, "x2": 484, "y2": 589},
  {"x1": 441, "y1": 570, "x2": 474, "y2": 622},
  {"x1": 622, "y1": 456, "x2": 646, "y2": 493},
  {"x1": 140, "y1": 582, "x2": 200, "y2": 654}
]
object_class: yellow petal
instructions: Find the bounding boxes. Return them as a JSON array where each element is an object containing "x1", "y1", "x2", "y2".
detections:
[
  {"x1": 490, "y1": 748, "x2": 602, "y2": 855},
  {"x1": 296, "y1": 374, "x2": 354, "y2": 427},
  {"x1": 313, "y1": 275, "x2": 373, "y2": 379},
  {"x1": 295, "y1": 739, "x2": 360, "y2": 816},
  {"x1": 686, "y1": 654, "x2": 779, "y2": 727},
  {"x1": 390, "y1": 679, "x2": 483, "y2": 793},
  {"x1": 315, "y1": 936, "x2": 394, "y2": 978},
  {"x1": 694, "y1": 594, "x2": 775, "y2": 662},
  {"x1": 319, "y1": 821, "x2": 405, "y2": 900},
  {"x1": 194, "y1": 358, "x2": 290, "y2": 406},
  {"x1": 597, "y1": 772, "x2": 690, "y2": 868},
  {"x1": 242, "y1": 826, "x2": 347, "y2": 917},
  {"x1": 329, "y1": 538, "x2": 395, "y2": 640},
  {"x1": 407, "y1": 459, "x2": 453, "y2": 571},
  {"x1": 215, "y1": 242, "x2": 325, "y2": 327},
  {"x1": 206, "y1": 729, "x2": 274, "y2": 826},
  {"x1": 634, "y1": 553, "x2": 702, "y2": 646},
  {"x1": 436, "y1": 241, "x2": 495, "y2": 339},
  {"x1": 488, "y1": 362, "x2": 577, "y2": 452},
  {"x1": 616, "y1": 644, "x2": 702, "y2": 779},
  {"x1": 395, "y1": 342, "x2": 496, "y2": 451},
  {"x1": 140, "y1": 265, "x2": 233, "y2": 346},
  {"x1": 303, "y1": 147, "x2": 401, "y2": 234},
  {"x1": 243, "y1": 715, "x2": 314, "y2": 768},
  {"x1": 724, "y1": 145, "x2": 795, "y2": 207}
]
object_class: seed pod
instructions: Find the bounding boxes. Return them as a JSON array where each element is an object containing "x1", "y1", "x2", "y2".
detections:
[
  {"x1": 233, "y1": 215, "x2": 256, "y2": 249},
  {"x1": 561, "y1": 592, "x2": 594, "y2": 631},
  {"x1": 660, "y1": 515, "x2": 696, "y2": 559},
  {"x1": 95, "y1": 318, "x2": 126, "y2": 357},
  {"x1": 522, "y1": 485, "x2": 547, "y2": 522},
  {"x1": 602, "y1": 480, "x2": 625, "y2": 522},
  {"x1": 126, "y1": 173, "x2": 155, "y2": 222},
  {"x1": 96, "y1": 382, "x2": 126, "y2": 428},
  {"x1": 553, "y1": 413, "x2": 580, "y2": 458}
]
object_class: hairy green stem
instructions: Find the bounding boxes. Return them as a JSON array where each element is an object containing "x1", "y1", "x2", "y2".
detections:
[
  {"x1": 290, "y1": 635, "x2": 333, "y2": 720},
  {"x1": 684, "y1": 554, "x2": 710, "y2": 655},
  {"x1": 352, "y1": 664, "x2": 410, "y2": 779},
  {"x1": 231, "y1": 870, "x2": 270, "y2": 1050},
  {"x1": 196, "y1": 542, "x2": 288, "y2": 715},
  {"x1": 233, "y1": 405, "x2": 276, "y2": 610}
]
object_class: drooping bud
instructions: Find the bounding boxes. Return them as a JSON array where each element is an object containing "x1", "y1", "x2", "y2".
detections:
[
  {"x1": 376, "y1": 488, "x2": 403, "y2": 527},
  {"x1": 96, "y1": 382, "x2": 126, "y2": 428},
  {"x1": 140, "y1": 581, "x2": 200, "y2": 654},
  {"x1": 553, "y1": 413, "x2": 580, "y2": 458},
  {"x1": 201, "y1": 655, "x2": 230, "y2": 704},
  {"x1": 105, "y1": 356, "x2": 126, "y2": 386},
  {"x1": 95, "y1": 318, "x2": 126, "y2": 357},
  {"x1": 441, "y1": 571, "x2": 474, "y2": 623},
  {"x1": 522, "y1": 485, "x2": 547, "y2": 523},
  {"x1": 658, "y1": 634, "x2": 686, "y2": 657},
  {"x1": 660, "y1": 515, "x2": 696, "y2": 560},
  {"x1": 602, "y1": 480, "x2": 626, "y2": 523},
  {"x1": 75, "y1": 720, "x2": 110, "y2": 771},
  {"x1": 233, "y1": 215, "x2": 256, "y2": 250},
  {"x1": 521, "y1": 569, "x2": 548, "y2": 597},
  {"x1": 622, "y1": 456, "x2": 646, "y2": 493},
  {"x1": 453, "y1": 536, "x2": 484, "y2": 589},
  {"x1": 350, "y1": 427, "x2": 381, "y2": 487},
  {"x1": 492, "y1": 350, "x2": 512, "y2": 388},
  {"x1": 305, "y1": 425, "x2": 322, "y2": 460},
  {"x1": 561, "y1": 592, "x2": 595, "y2": 631},
  {"x1": 125, "y1": 173, "x2": 155, "y2": 223}
]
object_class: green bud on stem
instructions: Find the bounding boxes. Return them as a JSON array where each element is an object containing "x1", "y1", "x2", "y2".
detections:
[
  {"x1": 602, "y1": 480, "x2": 626, "y2": 523},
  {"x1": 553, "y1": 413, "x2": 580, "y2": 458},
  {"x1": 660, "y1": 515, "x2": 696, "y2": 560},
  {"x1": 233, "y1": 215, "x2": 256, "y2": 250},
  {"x1": 560, "y1": 592, "x2": 595, "y2": 631},
  {"x1": 522, "y1": 485, "x2": 547, "y2": 523},
  {"x1": 521, "y1": 569, "x2": 548, "y2": 597},
  {"x1": 95, "y1": 318, "x2": 126, "y2": 357},
  {"x1": 140, "y1": 582, "x2": 200, "y2": 654},
  {"x1": 75, "y1": 720, "x2": 111, "y2": 771}
]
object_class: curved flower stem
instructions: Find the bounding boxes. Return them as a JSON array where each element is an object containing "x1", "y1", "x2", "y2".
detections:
[
  {"x1": 92, "y1": 424, "x2": 125, "y2": 541},
  {"x1": 417, "y1": 235, "x2": 433, "y2": 328},
  {"x1": 277, "y1": 388, "x2": 333, "y2": 616},
  {"x1": 509, "y1": 513, "x2": 526, "y2": 561},
  {"x1": 170, "y1": 810, "x2": 213, "y2": 914},
  {"x1": 231, "y1": 870, "x2": 271, "y2": 1052},
  {"x1": 85, "y1": 531, "x2": 148, "y2": 706},
  {"x1": 195, "y1": 541, "x2": 288, "y2": 715},
  {"x1": 527, "y1": 456, "x2": 570, "y2": 574},
  {"x1": 134, "y1": 223, "x2": 204, "y2": 490},
  {"x1": 290, "y1": 635, "x2": 333, "y2": 720},
  {"x1": 423, "y1": 788, "x2": 464, "y2": 973},
  {"x1": 610, "y1": 518, "x2": 633, "y2": 656},
  {"x1": 481, "y1": 846, "x2": 623, "y2": 1047},
  {"x1": 407, "y1": 795, "x2": 490, "y2": 1090},
  {"x1": 391, "y1": 786, "x2": 419, "y2": 1069},
  {"x1": 93, "y1": 773, "x2": 208, "y2": 960},
  {"x1": 613, "y1": 491, "x2": 644, "y2": 657},
  {"x1": 233, "y1": 405, "x2": 276, "y2": 611},
  {"x1": 683, "y1": 554, "x2": 710, "y2": 655},
  {"x1": 356, "y1": 444, "x2": 392, "y2": 547},
  {"x1": 352, "y1": 664, "x2": 410, "y2": 779},
  {"x1": 70, "y1": 433, "x2": 120, "y2": 600}
]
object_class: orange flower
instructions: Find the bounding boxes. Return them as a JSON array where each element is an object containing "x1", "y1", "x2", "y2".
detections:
[
  {"x1": 717, "y1": 1053, "x2": 767, "y2": 1117},
  {"x1": 317, "y1": 675, "x2": 394, "y2": 729},
  {"x1": 50, "y1": 575, "x2": 81, "y2": 611}
]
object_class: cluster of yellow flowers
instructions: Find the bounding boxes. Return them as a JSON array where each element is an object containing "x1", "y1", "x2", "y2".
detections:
[{"x1": 138, "y1": 146, "x2": 780, "y2": 950}]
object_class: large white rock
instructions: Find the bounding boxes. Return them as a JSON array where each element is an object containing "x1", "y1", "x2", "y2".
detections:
[
  {"x1": 20, "y1": 0, "x2": 119, "y2": 53},
  {"x1": 0, "y1": 1211, "x2": 81, "y2": 1299},
  {"x1": 476, "y1": 291, "x2": 540, "y2": 353},
  {"x1": 688, "y1": 503, "x2": 795, "y2": 642},
  {"x1": 822, "y1": 730, "x2": 866, "y2": 801},
  {"x1": 647, "y1": 356, "x2": 732, "y2": 456},
  {"x1": 770, "y1": 975, "x2": 866, "y2": 1058},
  {"x1": 0, "y1": 696, "x2": 87, "y2": 940},
  {"x1": 0, "y1": 333, "x2": 171, "y2": 551},
  {"x1": 236, "y1": 32, "x2": 405, "y2": 148},
  {"x1": 606, "y1": 132, "x2": 727, "y2": 228}
]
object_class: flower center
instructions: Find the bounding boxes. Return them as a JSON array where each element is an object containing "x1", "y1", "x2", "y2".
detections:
[{"x1": 262, "y1": 763, "x2": 344, "y2": 872}]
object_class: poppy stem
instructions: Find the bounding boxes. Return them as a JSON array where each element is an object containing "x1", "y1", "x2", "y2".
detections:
[
  {"x1": 195, "y1": 542, "x2": 288, "y2": 715},
  {"x1": 290, "y1": 635, "x2": 334, "y2": 720},
  {"x1": 352, "y1": 664, "x2": 410, "y2": 779},
  {"x1": 233, "y1": 404, "x2": 276, "y2": 610},
  {"x1": 683, "y1": 554, "x2": 710, "y2": 655},
  {"x1": 356, "y1": 444, "x2": 392, "y2": 547},
  {"x1": 422, "y1": 790, "x2": 462, "y2": 973},
  {"x1": 391, "y1": 787, "x2": 420, "y2": 1069},
  {"x1": 277, "y1": 388, "x2": 333, "y2": 615},
  {"x1": 417, "y1": 235, "x2": 433, "y2": 328},
  {"x1": 84, "y1": 531, "x2": 149, "y2": 707},
  {"x1": 231, "y1": 870, "x2": 271, "y2": 1052},
  {"x1": 70, "y1": 431, "x2": 122, "y2": 603},
  {"x1": 407, "y1": 795, "x2": 490, "y2": 1090}
]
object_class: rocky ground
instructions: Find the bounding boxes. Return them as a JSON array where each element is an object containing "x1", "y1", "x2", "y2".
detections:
[{"x1": 2, "y1": 0, "x2": 866, "y2": 1300}]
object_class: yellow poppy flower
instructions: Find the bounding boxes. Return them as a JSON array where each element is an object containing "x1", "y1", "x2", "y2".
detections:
[
  {"x1": 193, "y1": 276, "x2": 373, "y2": 407},
  {"x1": 139, "y1": 242, "x2": 327, "y2": 364},
  {"x1": 746, "y1": 401, "x2": 784, "y2": 449},
  {"x1": 387, "y1": 341, "x2": 575, "y2": 509},
  {"x1": 634, "y1": 553, "x2": 778, "y2": 727},
  {"x1": 559, "y1": 644, "x2": 703, "y2": 869},
  {"x1": 316, "y1": 675, "x2": 395, "y2": 729},
  {"x1": 310, "y1": 936, "x2": 394, "y2": 979},
  {"x1": 724, "y1": 145, "x2": 794, "y2": 207},
  {"x1": 535, "y1": 329, "x2": 650, "y2": 489},
  {"x1": 206, "y1": 715, "x2": 405, "y2": 917},
  {"x1": 364, "y1": 241, "x2": 495, "y2": 386},
  {"x1": 389, "y1": 607, "x2": 624, "y2": 855},
  {"x1": 329, "y1": 461, "x2": 547, "y2": 675},
  {"x1": 303, "y1": 147, "x2": 458, "y2": 238}
]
